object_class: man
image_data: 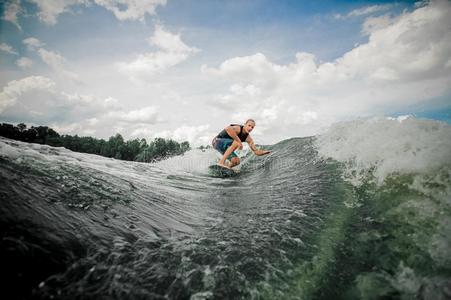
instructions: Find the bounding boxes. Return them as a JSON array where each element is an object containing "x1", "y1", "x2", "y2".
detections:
[{"x1": 212, "y1": 119, "x2": 271, "y2": 169}]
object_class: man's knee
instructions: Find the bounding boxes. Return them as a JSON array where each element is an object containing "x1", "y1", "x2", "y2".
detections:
[
  {"x1": 231, "y1": 140, "x2": 241, "y2": 147},
  {"x1": 231, "y1": 157, "x2": 240, "y2": 165}
]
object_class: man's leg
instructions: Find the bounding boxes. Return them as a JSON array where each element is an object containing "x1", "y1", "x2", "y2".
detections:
[
  {"x1": 218, "y1": 140, "x2": 240, "y2": 167},
  {"x1": 229, "y1": 156, "x2": 240, "y2": 168}
]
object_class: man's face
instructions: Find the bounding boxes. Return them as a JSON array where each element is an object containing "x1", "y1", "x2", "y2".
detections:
[{"x1": 244, "y1": 121, "x2": 255, "y2": 133}]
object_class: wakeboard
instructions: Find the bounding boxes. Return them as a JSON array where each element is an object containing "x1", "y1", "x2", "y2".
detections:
[{"x1": 208, "y1": 164, "x2": 238, "y2": 177}]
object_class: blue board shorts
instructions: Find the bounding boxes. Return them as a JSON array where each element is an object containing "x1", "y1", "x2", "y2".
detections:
[{"x1": 212, "y1": 138, "x2": 238, "y2": 160}]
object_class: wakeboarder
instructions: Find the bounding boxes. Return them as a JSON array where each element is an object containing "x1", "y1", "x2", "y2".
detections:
[{"x1": 211, "y1": 119, "x2": 271, "y2": 169}]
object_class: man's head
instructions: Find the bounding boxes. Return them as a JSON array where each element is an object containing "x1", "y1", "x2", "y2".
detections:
[{"x1": 244, "y1": 119, "x2": 255, "y2": 133}]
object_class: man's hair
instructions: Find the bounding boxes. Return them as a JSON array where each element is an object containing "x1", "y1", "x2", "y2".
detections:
[{"x1": 245, "y1": 119, "x2": 255, "y2": 124}]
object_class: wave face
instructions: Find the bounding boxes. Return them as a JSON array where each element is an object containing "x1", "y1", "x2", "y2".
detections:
[{"x1": 1, "y1": 117, "x2": 450, "y2": 300}]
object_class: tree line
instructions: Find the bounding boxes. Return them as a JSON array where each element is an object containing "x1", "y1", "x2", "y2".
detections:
[{"x1": 0, "y1": 123, "x2": 190, "y2": 162}]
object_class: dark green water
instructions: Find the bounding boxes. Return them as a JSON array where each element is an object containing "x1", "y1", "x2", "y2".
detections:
[{"x1": 0, "y1": 118, "x2": 450, "y2": 299}]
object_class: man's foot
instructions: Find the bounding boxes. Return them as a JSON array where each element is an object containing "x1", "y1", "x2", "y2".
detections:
[{"x1": 217, "y1": 162, "x2": 231, "y2": 169}]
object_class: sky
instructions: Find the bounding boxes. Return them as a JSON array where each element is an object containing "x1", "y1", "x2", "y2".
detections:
[{"x1": 0, "y1": 0, "x2": 450, "y2": 146}]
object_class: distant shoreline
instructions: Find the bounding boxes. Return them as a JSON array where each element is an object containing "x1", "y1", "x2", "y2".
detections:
[{"x1": 0, "y1": 122, "x2": 191, "y2": 163}]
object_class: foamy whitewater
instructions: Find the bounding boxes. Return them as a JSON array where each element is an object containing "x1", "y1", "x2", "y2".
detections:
[
  {"x1": 316, "y1": 116, "x2": 451, "y2": 184},
  {"x1": 1, "y1": 117, "x2": 450, "y2": 299}
]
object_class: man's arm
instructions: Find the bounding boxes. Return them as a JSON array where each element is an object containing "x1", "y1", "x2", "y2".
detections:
[
  {"x1": 246, "y1": 136, "x2": 271, "y2": 156},
  {"x1": 225, "y1": 125, "x2": 243, "y2": 149}
]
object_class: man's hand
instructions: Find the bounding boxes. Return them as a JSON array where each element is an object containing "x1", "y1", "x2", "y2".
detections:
[
  {"x1": 255, "y1": 149, "x2": 271, "y2": 156},
  {"x1": 237, "y1": 141, "x2": 243, "y2": 150}
]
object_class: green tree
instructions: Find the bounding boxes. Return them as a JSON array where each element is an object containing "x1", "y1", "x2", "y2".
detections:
[
  {"x1": 180, "y1": 141, "x2": 190, "y2": 153},
  {"x1": 0, "y1": 122, "x2": 191, "y2": 163},
  {"x1": 107, "y1": 133, "x2": 124, "y2": 159},
  {"x1": 17, "y1": 123, "x2": 27, "y2": 132}
]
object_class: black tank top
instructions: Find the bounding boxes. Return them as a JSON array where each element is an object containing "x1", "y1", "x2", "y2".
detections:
[{"x1": 216, "y1": 124, "x2": 249, "y2": 142}]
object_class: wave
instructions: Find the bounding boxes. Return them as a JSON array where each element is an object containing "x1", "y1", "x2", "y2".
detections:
[
  {"x1": 316, "y1": 116, "x2": 451, "y2": 185},
  {"x1": 312, "y1": 117, "x2": 451, "y2": 299},
  {"x1": 0, "y1": 116, "x2": 450, "y2": 299}
]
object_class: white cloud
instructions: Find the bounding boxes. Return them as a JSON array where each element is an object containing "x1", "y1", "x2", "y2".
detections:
[
  {"x1": 0, "y1": 43, "x2": 18, "y2": 55},
  {"x1": 38, "y1": 48, "x2": 65, "y2": 69},
  {"x1": 230, "y1": 84, "x2": 261, "y2": 97},
  {"x1": 0, "y1": 75, "x2": 168, "y2": 139},
  {"x1": 61, "y1": 92, "x2": 96, "y2": 105},
  {"x1": 348, "y1": 4, "x2": 393, "y2": 17},
  {"x1": 37, "y1": 48, "x2": 79, "y2": 80},
  {"x1": 87, "y1": 118, "x2": 99, "y2": 126},
  {"x1": 57, "y1": 93, "x2": 125, "y2": 121},
  {"x1": 362, "y1": 15, "x2": 394, "y2": 35},
  {"x1": 297, "y1": 111, "x2": 318, "y2": 125},
  {"x1": 103, "y1": 97, "x2": 122, "y2": 110},
  {"x1": 50, "y1": 122, "x2": 95, "y2": 136},
  {"x1": 335, "y1": 4, "x2": 393, "y2": 19},
  {"x1": 2, "y1": 0, "x2": 22, "y2": 30},
  {"x1": 172, "y1": 125, "x2": 210, "y2": 143},
  {"x1": 82, "y1": 128, "x2": 96, "y2": 135},
  {"x1": 21, "y1": 37, "x2": 78, "y2": 79},
  {"x1": 110, "y1": 106, "x2": 159, "y2": 123},
  {"x1": 94, "y1": 0, "x2": 166, "y2": 22},
  {"x1": 152, "y1": 124, "x2": 211, "y2": 145},
  {"x1": 50, "y1": 122, "x2": 83, "y2": 134},
  {"x1": 23, "y1": 37, "x2": 46, "y2": 51},
  {"x1": 30, "y1": 0, "x2": 88, "y2": 25},
  {"x1": 202, "y1": 52, "x2": 282, "y2": 83},
  {"x1": 0, "y1": 79, "x2": 158, "y2": 135},
  {"x1": 203, "y1": 0, "x2": 451, "y2": 141},
  {"x1": 149, "y1": 24, "x2": 198, "y2": 53},
  {"x1": 260, "y1": 106, "x2": 279, "y2": 122},
  {"x1": 118, "y1": 51, "x2": 191, "y2": 76},
  {"x1": 118, "y1": 25, "x2": 200, "y2": 80},
  {"x1": 130, "y1": 127, "x2": 153, "y2": 138},
  {"x1": 57, "y1": 93, "x2": 152, "y2": 128},
  {"x1": 0, "y1": 76, "x2": 56, "y2": 113},
  {"x1": 29, "y1": 0, "x2": 166, "y2": 25},
  {"x1": 337, "y1": 1, "x2": 451, "y2": 81},
  {"x1": 16, "y1": 57, "x2": 34, "y2": 69},
  {"x1": 230, "y1": 101, "x2": 284, "y2": 137}
]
